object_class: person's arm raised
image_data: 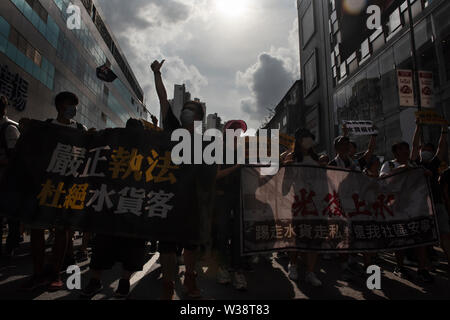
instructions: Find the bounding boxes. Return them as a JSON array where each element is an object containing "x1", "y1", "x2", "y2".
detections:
[
  {"x1": 436, "y1": 125, "x2": 448, "y2": 162},
  {"x1": 151, "y1": 60, "x2": 170, "y2": 121},
  {"x1": 363, "y1": 133, "x2": 377, "y2": 162},
  {"x1": 411, "y1": 121, "x2": 422, "y2": 162}
]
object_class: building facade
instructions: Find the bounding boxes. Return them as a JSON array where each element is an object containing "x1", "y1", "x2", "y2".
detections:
[
  {"x1": 264, "y1": 80, "x2": 303, "y2": 142},
  {"x1": 206, "y1": 112, "x2": 223, "y2": 131},
  {"x1": 298, "y1": 0, "x2": 450, "y2": 158},
  {"x1": 297, "y1": 0, "x2": 335, "y2": 155},
  {"x1": 0, "y1": 0, "x2": 148, "y2": 129},
  {"x1": 168, "y1": 84, "x2": 191, "y2": 123}
]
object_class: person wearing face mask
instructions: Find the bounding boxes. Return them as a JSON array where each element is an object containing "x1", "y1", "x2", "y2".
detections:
[
  {"x1": 22, "y1": 92, "x2": 87, "y2": 291},
  {"x1": 47, "y1": 92, "x2": 87, "y2": 130},
  {"x1": 281, "y1": 129, "x2": 322, "y2": 287},
  {"x1": 151, "y1": 59, "x2": 216, "y2": 299}
]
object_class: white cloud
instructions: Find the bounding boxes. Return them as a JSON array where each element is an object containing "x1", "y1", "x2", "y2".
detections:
[
  {"x1": 236, "y1": 18, "x2": 300, "y2": 124},
  {"x1": 96, "y1": 0, "x2": 299, "y2": 126}
]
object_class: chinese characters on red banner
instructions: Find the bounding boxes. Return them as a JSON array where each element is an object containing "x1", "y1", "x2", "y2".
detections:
[{"x1": 292, "y1": 188, "x2": 395, "y2": 219}]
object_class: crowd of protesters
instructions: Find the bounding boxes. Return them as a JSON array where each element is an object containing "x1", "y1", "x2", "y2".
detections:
[{"x1": 0, "y1": 59, "x2": 449, "y2": 300}]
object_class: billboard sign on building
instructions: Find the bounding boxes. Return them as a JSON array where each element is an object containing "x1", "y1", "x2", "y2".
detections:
[
  {"x1": 397, "y1": 70, "x2": 415, "y2": 107},
  {"x1": 419, "y1": 71, "x2": 433, "y2": 108}
]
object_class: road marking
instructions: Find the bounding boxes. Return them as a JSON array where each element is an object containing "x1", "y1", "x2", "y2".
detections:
[{"x1": 130, "y1": 252, "x2": 160, "y2": 286}]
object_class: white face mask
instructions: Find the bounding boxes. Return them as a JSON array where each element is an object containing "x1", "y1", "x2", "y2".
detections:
[
  {"x1": 421, "y1": 151, "x2": 434, "y2": 163},
  {"x1": 301, "y1": 137, "x2": 314, "y2": 150}
]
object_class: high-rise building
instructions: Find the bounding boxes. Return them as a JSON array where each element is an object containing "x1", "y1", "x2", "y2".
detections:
[
  {"x1": 0, "y1": 0, "x2": 148, "y2": 129},
  {"x1": 194, "y1": 97, "x2": 207, "y2": 130},
  {"x1": 298, "y1": 0, "x2": 450, "y2": 158},
  {"x1": 297, "y1": 0, "x2": 335, "y2": 155},
  {"x1": 159, "y1": 85, "x2": 207, "y2": 129},
  {"x1": 206, "y1": 112, "x2": 222, "y2": 131},
  {"x1": 173, "y1": 84, "x2": 191, "y2": 121},
  {"x1": 160, "y1": 84, "x2": 190, "y2": 127},
  {"x1": 264, "y1": 80, "x2": 304, "y2": 137}
]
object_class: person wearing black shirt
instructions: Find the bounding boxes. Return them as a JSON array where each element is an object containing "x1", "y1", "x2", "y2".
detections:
[{"x1": 151, "y1": 59, "x2": 215, "y2": 299}]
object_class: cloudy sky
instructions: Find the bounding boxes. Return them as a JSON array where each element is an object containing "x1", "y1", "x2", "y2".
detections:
[{"x1": 96, "y1": 0, "x2": 300, "y2": 132}]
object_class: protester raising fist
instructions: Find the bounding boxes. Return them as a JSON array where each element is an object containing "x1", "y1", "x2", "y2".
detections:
[{"x1": 151, "y1": 60, "x2": 165, "y2": 73}]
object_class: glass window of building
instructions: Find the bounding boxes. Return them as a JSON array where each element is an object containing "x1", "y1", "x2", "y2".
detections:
[
  {"x1": 379, "y1": 48, "x2": 398, "y2": 114},
  {"x1": 372, "y1": 33, "x2": 385, "y2": 53},
  {"x1": 411, "y1": 0, "x2": 423, "y2": 18},
  {"x1": 304, "y1": 50, "x2": 318, "y2": 96},
  {"x1": 388, "y1": 8, "x2": 402, "y2": 35},
  {"x1": 394, "y1": 33, "x2": 411, "y2": 68},
  {"x1": 8, "y1": 27, "x2": 18, "y2": 47},
  {"x1": 33, "y1": 50, "x2": 41, "y2": 66},
  {"x1": 361, "y1": 39, "x2": 370, "y2": 59},
  {"x1": 415, "y1": 16, "x2": 433, "y2": 50},
  {"x1": 301, "y1": 1, "x2": 315, "y2": 47}
]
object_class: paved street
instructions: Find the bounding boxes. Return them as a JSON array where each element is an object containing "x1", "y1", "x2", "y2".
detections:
[{"x1": 0, "y1": 234, "x2": 449, "y2": 300}]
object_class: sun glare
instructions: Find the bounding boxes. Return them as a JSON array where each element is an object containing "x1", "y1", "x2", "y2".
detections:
[{"x1": 216, "y1": 0, "x2": 248, "y2": 17}]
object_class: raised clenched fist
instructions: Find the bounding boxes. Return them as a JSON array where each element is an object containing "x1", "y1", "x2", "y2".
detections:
[{"x1": 151, "y1": 60, "x2": 165, "y2": 73}]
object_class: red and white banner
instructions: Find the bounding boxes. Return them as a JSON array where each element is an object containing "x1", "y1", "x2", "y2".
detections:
[
  {"x1": 241, "y1": 166, "x2": 438, "y2": 254},
  {"x1": 419, "y1": 71, "x2": 433, "y2": 108},
  {"x1": 397, "y1": 69, "x2": 415, "y2": 107}
]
